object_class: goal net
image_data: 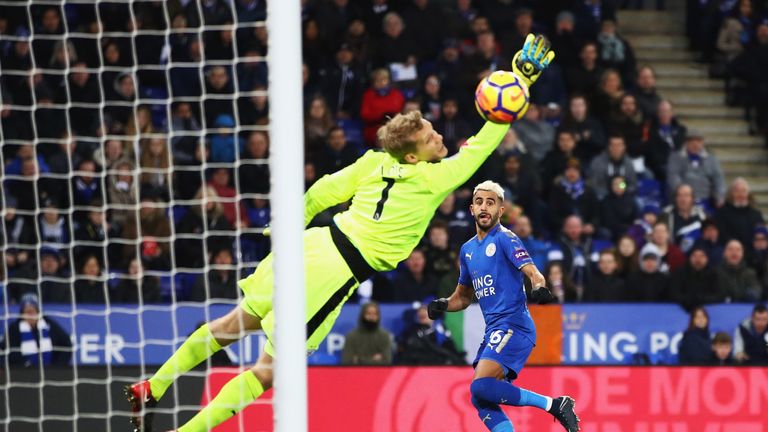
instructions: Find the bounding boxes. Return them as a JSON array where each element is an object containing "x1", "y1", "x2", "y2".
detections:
[{"x1": 0, "y1": 1, "x2": 291, "y2": 430}]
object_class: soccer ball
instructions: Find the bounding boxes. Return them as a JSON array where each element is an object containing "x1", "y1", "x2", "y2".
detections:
[{"x1": 474, "y1": 70, "x2": 530, "y2": 123}]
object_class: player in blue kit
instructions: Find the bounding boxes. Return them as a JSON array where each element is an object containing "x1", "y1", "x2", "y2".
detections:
[{"x1": 428, "y1": 181, "x2": 580, "y2": 432}]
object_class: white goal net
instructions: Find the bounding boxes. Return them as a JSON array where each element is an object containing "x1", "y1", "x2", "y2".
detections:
[{"x1": 0, "y1": 1, "x2": 281, "y2": 430}]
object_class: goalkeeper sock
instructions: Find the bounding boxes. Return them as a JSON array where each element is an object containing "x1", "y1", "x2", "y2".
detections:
[
  {"x1": 471, "y1": 377, "x2": 553, "y2": 411},
  {"x1": 149, "y1": 324, "x2": 222, "y2": 399},
  {"x1": 471, "y1": 395, "x2": 513, "y2": 432},
  {"x1": 178, "y1": 370, "x2": 264, "y2": 432}
]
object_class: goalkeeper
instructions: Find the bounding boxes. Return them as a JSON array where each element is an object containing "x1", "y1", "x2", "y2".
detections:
[{"x1": 126, "y1": 34, "x2": 554, "y2": 432}]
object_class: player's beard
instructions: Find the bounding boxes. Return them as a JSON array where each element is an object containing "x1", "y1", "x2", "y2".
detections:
[{"x1": 474, "y1": 211, "x2": 500, "y2": 232}]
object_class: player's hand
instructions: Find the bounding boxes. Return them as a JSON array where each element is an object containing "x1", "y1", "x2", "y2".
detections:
[
  {"x1": 427, "y1": 298, "x2": 449, "y2": 320},
  {"x1": 530, "y1": 287, "x2": 555, "y2": 304},
  {"x1": 512, "y1": 33, "x2": 555, "y2": 87}
]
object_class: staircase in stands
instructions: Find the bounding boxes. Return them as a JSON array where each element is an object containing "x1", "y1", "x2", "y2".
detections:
[{"x1": 618, "y1": 3, "x2": 768, "y2": 215}]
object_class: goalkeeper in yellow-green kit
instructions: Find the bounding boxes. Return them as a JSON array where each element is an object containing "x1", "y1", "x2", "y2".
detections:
[{"x1": 125, "y1": 34, "x2": 555, "y2": 432}]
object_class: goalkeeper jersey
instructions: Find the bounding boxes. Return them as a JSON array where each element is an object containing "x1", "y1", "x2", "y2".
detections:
[{"x1": 304, "y1": 121, "x2": 509, "y2": 272}]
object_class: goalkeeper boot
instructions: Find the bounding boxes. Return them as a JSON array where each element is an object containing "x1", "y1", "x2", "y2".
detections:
[
  {"x1": 549, "y1": 396, "x2": 580, "y2": 432},
  {"x1": 125, "y1": 380, "x2": 158, "y2": 432}
]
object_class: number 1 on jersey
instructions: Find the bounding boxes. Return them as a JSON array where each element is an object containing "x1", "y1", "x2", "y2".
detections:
[{"x1": 373, "y1": 178, "x2": 395, "y2": 220}]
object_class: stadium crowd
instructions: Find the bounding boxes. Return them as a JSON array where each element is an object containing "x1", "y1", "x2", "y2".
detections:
[{"x1": 1, "y1": 0, "x2": 768, "y2": 363}]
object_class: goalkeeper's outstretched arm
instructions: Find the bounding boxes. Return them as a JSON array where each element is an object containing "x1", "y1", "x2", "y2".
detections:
[{"x1": 424, "y1": 33, "x2": 555, "y2": 195}]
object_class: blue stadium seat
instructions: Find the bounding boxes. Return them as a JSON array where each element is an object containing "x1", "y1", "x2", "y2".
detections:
[
  {"x1": 337, "y1": 119, "x2": 363, "y2": 149},
  {"x1": 170, "y1": 205, "x2": 189, "y2": 225}
]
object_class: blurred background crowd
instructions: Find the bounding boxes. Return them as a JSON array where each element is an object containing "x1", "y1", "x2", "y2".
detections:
[{"x1": 1, "y1": 0, "x2": 768, "y2": 322}]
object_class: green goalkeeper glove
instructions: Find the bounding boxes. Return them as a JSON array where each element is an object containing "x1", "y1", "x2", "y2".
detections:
[{"x1": 512, "y1": 33, "x2": 556, "y2": 88}]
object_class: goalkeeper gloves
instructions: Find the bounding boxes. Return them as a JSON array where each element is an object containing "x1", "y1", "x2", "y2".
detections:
[
  {"x1": 427, "y1": 298, "x2": 449, "y2": 320},
  {"x1": 512, "y1": 33, "x2": 556, "y2": 87},
  {"x1": 530, "y1": 286, "x2": 555, "y2": 304}
]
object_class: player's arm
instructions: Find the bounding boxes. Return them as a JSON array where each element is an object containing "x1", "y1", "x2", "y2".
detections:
[
  {"x1": 304, "y1": 151, "x2": 374, "y2": 225},
  {"x1": 429, "y1": 247, "x2": 474, "y2": 319},
  {"x1": 428, "y1": 283, "x2": 473, "y2": 319},
  {"x1": 424, "y1": 34, "x2": 554, "y2": 195},
  {"x1": 423, "y1": 121, "x2": 511, "y2": 195},
  {"x1": 521, "y1": 263, "x2": 554, "y2": 304}
]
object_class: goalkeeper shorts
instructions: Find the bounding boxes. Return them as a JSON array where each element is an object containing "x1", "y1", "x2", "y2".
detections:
[{"x1": 238, "y1": 224, "x2": 375, "y2": 357}]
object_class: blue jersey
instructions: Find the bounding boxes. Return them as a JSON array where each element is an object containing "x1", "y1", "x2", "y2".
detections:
[{"x1": 458, "y1": 224, "x2": 536, "y2": 344}]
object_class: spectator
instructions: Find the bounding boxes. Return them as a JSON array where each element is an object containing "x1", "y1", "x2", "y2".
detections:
[
  {"x1": 190, "y1": 248, "x2": 239, "y2": 302},
  {"x1": 139, "y1": 137, "x2": 171, "y2": 198},
  {"x1": 632, "y1": 66, "x2": 661, "y2": 118},
  {"x1": 423, "y1": 221, "x2": 457, "y2": 280},
  {"x1": 396, "y1": 304, "x2": 465, "y2": 365},
  {"x1": 433, "y1": 98, "x2": 472, "y2": 154},
  {"x1": 238, "y1": 131, "x2": 270, "y2": 195},
  {"x1": 374, "y1": 12, "x2": 416, "y2": 68},
  {"x1": 547, "y1": 215, "x2": 595, "y2": 295},
  {"x1": 74, "y1": 254, "x2": 107, "y2": 304},
  {"x1": 709, "y1": 332, "x2": 736, "y2": 365},
  {"x1": 38, "y1": 198, "x2": 69, "y2": 249},
  {"x1": 596, "y1": 20, "x2": 636, "y2": 84},
  {"x1": 360, "y1": 68, "x2": 405, "y2": 147},
  {"x1": 401, "y1": 0, "x2": 443, "y2": 63},
  {"x1": 343, "y1": 19, "x2": 372, "y2": 68},
  {"x1": 615, "y1": 235, "x2": 640, "y2": 278},
  {"x1": 170, "y1": 102, "x2": 202, "y2": 165},
  {"x1": 588, "y1": 134, "x2": 638, "y2": 200},
  {"x1": 107, "y1": 158, "x2": 139, "y2": 233},
  {"x1": 718, "y1": 239, "x2": 762, "y2": 302},
  {"x1": 565, "y1": 42, "x2": 603, "y2": 105},
  {"x1": 125, "y1": 105, "x2": 157, "y2": 139},
  {"x1": 716, "y1": 177, "x2": 765, "y2": 251},
  {"x1": 175, "y1": 186, "x2": 233, "y2": 269},
  {"x1": 544, "y1": 261, "x2": 578, "y2": 303},
  {"x1": 667, "y1": 131, "x2": 726, "y2": 207},
  {"x1": 513, "y1": 215, "x2": 548, "y2": 272},
  {"x1": 203, "y1": 66, "x2": 235, "y2": 126},
  {"x1": 639, "y1": 221, "x2": 686, "y2": 273},
  {"x1": 625, "y1": 248, "x2": 669, "y2": 302},
  {"x1": 661, "y1": 184, "x2": 707, "y2": 253},
  {"x1": 121, "y1": 196, "x2": 172, "y2": 271},
  {"x1": 715, "y1": 0, "x2": 755, "y2": 63},
  {"x1": 304, "y1": 95, "x2": 336, "y2": 154},
  {"x1": 733, "y1": 304, "x2": 768, "y2": 364},
  {"x1": 433, "y1": 192, "x2": 474, "y2": 249},
  {"x1": 209, "y1": 114, "x2": 243, "y2": 164},
  {"x1": 748, "y1": 226, "x2": 768, "y2": 296},
  {"x1": 112, "y1": 258, "x2": 161, "y2": 303},
  {"x1": 668, "y1": 246, "x2": 725, "y2": 311},
  {"x1": 678, "y1": 306, "x2": 713, "y2": 365},
  {"x1": 607, "y1": 93, "x2": 646, "y2": 163},
  {"x1": 512, "y1": 104, "x2": 555, "y2": 163},
  {"x1": 315, "y1": 127, "x2": 359, "y2": 177},
  {"x1": 498, "y1": 153, "x2": 543, "y2": 225},
  {"x1": 318, "y1": 43, "x2": 364, "y2": 118},
  {"x1": 38, "y1": 247, "x2": 71, "y2": 305},
  {"x1": 645, "y1": 99, "x2": 687, "y2": 182},
  {"x1": 548, "y1": 157, "x2": 599, "y2": 234},
  {"x1": 585, "y1": 249, "x2": 626, "y2": 302},
  {"x1": 71, "y1": 159, "x2": 101, "y2": 208},
  {"x1": 208, "y1": 167, "x2": 249, "y2": 229},
  {"x1": 600, "y1": 176, "x2": 638, "y2": 241},
  {"x1": 559, "y1": 94, "x2": 606, "y2": 163},
  {"x1": 419, "y1": 75, "x2": 442, "y2": 122},
  {"x1": 694, "y1": 218, "x2": 725, "y2": 267},
  {"x1": 65, "y1": 62, "x2": 100, "y2": 136},
  {"x1": 73, "y1": 199, "x2": 115, "y2": 266},
  {"x1": 0, "y1": 294, "x2": 72, "y2": 367},
  {"x1": 435, "y1": 40, "x2": 464, "y2": 100},
  {"x1": 341, "y1": 302, "x2": 394, "y2": 365},
  {"x1": 463, "y1": 31, "x2": 508, "y2": 95},
  {"x1": 541, "y1": 130, "x2": 583, "y2": 197},
  {"x1": 592, "y1": 68, "x2": 624, "y2": 125},
  {"x1": 549, "y1": 11, "x2": 581, "y2": 70},
  {"x1": 94, "y1": 139, "x2": 129, "y2": 170},
  {"x1": 384, "y1": 249, "x2": 438, "y2": 303}
]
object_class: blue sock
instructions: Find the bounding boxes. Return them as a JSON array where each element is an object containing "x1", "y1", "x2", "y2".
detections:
[
  {"x1": 471, "y1": 395, "x2": 513, "y2": 432},
  {"x1": 471, "y1": 377, "x2": 552, "y2": 411}
]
